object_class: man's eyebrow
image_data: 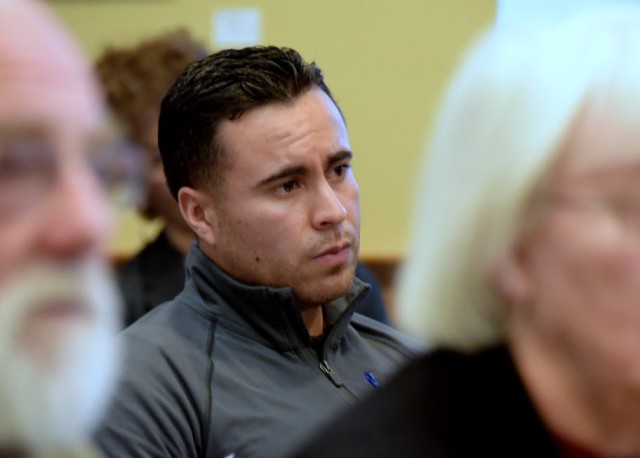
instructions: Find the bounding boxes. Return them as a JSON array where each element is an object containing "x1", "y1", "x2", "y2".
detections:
[
  {"x1": 258, "y1": 165, "x2": 307, "y2": 187},
  {"x1": 327, "y1": 150, "x2": 352, "y2": 167},
  {"x1": 257, "y1": 150, "x2": 353, "y2": 188}
]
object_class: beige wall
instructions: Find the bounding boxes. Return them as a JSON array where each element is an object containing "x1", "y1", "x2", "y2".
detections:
[{"x1": 53, "y1": 0, "x2": 495, "y2": 259}]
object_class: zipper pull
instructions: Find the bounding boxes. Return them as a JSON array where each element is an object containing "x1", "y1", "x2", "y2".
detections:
[{"x1": 319, "y1": 360, "x2": 343, "y2": 387}]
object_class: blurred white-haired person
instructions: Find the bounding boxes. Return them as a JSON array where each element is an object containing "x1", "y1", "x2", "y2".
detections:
[
  {"x1": 293, "y1": 6, "x2": 640, "y2": 457},
  {"x1": 0, "y1": 0, "x2": 126, "y2": 456}
]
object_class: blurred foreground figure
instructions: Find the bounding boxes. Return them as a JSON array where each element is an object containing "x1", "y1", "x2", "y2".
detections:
[
  {"x1": 0, "y1": 0, "x2": 122, "y2": 455},
  {"x1": 294, "y1": 6, "x2": 640, "y2": 457}
]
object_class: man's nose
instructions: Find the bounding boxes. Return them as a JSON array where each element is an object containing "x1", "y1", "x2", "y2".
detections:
[
  {"x1": 311, "y1": 181, "x2": 347, "y2": 230},
  {"x1": 38, "y1": 161, "x2": 114, "y2": 260}
]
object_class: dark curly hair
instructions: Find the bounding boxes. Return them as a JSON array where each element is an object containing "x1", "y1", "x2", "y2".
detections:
[{"x1": 95, "y1": 29, "x2": 208, "y2": 141}]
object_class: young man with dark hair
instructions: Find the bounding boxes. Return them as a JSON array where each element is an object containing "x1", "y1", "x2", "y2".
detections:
[
  {"x1": 96, "y1": 46, "x2": 418, "y2": 458},
  {"x1": 96, "y1": 36, "x2": 390, "y2": 327}
]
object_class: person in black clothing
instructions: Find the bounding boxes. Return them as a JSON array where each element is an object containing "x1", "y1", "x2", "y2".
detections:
[
  {"x1": 293, "y1": 6, "x2": 640, "y2": 457},
  {"x1": 96, "y1": 31, "x2": 390, "y2": 327}
]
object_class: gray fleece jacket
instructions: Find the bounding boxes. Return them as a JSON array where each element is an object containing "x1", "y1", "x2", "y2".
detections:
[{"x1": 96, "y1": 245, "x2": 420, "y2": 458}]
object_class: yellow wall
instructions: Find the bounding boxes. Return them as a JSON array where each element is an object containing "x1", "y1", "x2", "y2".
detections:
[{"x1": 53, "y1": 0, "x2": 495, "y2": 259}]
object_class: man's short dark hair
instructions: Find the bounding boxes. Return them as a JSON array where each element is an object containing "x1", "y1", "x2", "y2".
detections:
[{"x1": 158, "y1": 45, "x2": 341, "y2": 199}]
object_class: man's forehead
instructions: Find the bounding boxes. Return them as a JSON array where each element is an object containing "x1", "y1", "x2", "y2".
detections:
[
  {"x1": 0, "y1": 0, "x2": 103, "y2": 136},
  {"x1": 0, "y1": 0, "x2": 95, "y2": 90},
  {"x1": 0, "y1": 77, "x2": 103, "y2": 134}
]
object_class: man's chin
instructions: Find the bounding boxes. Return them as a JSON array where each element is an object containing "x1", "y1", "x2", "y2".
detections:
[
  {"x1": 0, "y1": 260, "x2": 122, "y2": 451},
  {"x1": 0, "y1": 327, "x2": 121, "y2": 452},
  {"x1": 294, "y1": 269, "x2": 356, "y2": 306},
  {"x1": 19, "y1": 300, "x2": 98, "y2": 368}
]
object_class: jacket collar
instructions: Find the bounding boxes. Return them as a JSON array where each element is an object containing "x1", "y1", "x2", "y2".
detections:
[{"x1": 182, "y1": 243, "x2": 370, "y2": 352}]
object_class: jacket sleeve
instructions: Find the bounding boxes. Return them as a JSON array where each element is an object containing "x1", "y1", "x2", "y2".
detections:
[{"x1": 94, "y1": 327, "x2": 210, "y2": 458}]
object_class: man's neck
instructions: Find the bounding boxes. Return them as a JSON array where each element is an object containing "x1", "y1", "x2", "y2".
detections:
[
  {"x1": 164, "y1": 223, "x2": 195, "y2": 257},
  {"x1": 300, "y1": 305, "x2": 324, "y2": 337}
]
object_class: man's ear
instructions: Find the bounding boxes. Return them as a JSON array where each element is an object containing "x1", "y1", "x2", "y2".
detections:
[
  {"x1": 178, "y1": 187, "x2": 218, "y2": 247},
  {"x1": 489, "y1": 244, "x2": 534, "y2": 308}
]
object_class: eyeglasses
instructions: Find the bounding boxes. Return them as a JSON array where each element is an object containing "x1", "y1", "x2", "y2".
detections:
[{"x1": 0, "y1": 132, "x2": 147, "y2": 219}]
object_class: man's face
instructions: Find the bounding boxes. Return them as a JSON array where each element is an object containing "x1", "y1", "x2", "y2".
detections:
[
  {"x1": 0, "y1": 0, "x2": 121, "y2": 451},
  {"x1": 209, "y1": 88, "x2": 360, "y2": 306},
  {"x1": 505, "y1": 100, "x2": 640, "y2": 388},
  {"x1": 0, "y1": 7, "x2": 112, "y2": 284}
]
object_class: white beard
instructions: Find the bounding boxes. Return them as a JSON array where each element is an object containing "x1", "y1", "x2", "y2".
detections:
[{"x1": 0, "y1": 259, "x2": 121, "y2": 453}]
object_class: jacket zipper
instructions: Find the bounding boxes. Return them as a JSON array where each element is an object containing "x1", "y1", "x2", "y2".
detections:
[
  {"x1": 317, "y1": 358, "x2": 357, "y2": 401},
  {"x1": 319, "y1": 360, "x2": 341, "y2": 387},
  {"x1": 313, "y1": 291, "x2": 369, "y2": 398}
]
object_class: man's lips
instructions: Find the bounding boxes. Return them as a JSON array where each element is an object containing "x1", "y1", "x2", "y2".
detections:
[
  {"x1": 18, "y1": 299, "x2": 95, "y2": 364},
  {"x1": 34, "y1": 300, "x2": 87, "y2": 316},
  {"x1": 25, "y1": 298, "x2": 94, "y2": 328},
  {"x1": 314, "y1": 242, "x2": 351, "y2": 259},
  {"x1": 312, "y1": 241, "x2": 353, "y2": 268}
]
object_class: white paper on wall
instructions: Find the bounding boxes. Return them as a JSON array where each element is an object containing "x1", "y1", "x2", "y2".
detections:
[
  {"x1": 211, "y1": 8, "x2": 262, "y2": 48},
  {"x1": 497, "y1": 0, "x2": 640, "y2": 28}
]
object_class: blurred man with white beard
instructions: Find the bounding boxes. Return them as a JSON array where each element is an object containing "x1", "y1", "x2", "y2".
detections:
[{"x1": 0, "y1": 0, "x2": 124, "y2": 456}]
